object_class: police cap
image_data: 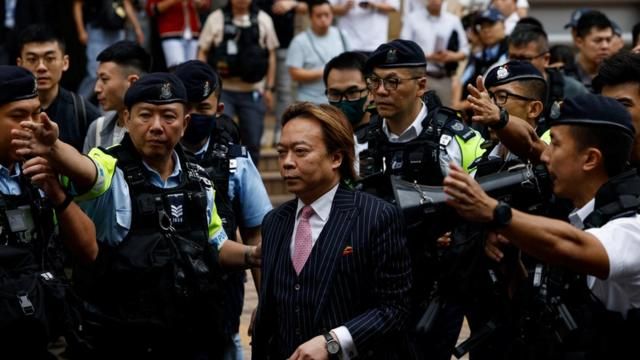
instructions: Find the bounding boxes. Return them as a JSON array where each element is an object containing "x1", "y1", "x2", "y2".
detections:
[
  {"x1": 0, "y1": 66, "x2": 38, "y2": 106},
  {"x1": 365, "y1": 39, "x2": 426, "y2": 73},
  {"x1": 124, "y1": 72, "x2": 187, "y2": 108},
  {"x1": 475, "y1": 7, "x2": 504, "y2": 25},
  {"x1": 564, "y1": 8, "x2": 592, "y2": 29},
  {"x1": 173, "y1": 60, "x2": 220, "y2": 103},
  {"x1": 484, "y1": 60, "x2": 546, "y2": 88},
  {"x1": 551, "y1": 94, "x2": 635, "y2": 138}
]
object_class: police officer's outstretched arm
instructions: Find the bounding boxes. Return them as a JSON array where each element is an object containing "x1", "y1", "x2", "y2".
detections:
[
  {"x1": 467, "y1": 75, "x2": 548, "y2": 163},
  {"x1": 444, "y1": 163, "x2": 610, "y2": 279},
  {"x1": 12, "y1": 112, "x2": 98, "y2": 193},
  {"x1": 22, "y1": 156, "x2": 98, "y2": 262}
]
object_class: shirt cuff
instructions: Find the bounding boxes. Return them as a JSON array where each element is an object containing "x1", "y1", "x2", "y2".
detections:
[{"x1": 332, "y1": 326, "x2": 358, "y2": 359}]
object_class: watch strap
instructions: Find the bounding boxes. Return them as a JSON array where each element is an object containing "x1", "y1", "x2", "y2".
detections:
[{"x1": 490, "y1": 107, "x2": 509, "y2": 130}]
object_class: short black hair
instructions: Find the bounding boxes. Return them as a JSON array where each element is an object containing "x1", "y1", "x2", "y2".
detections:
[
  {"x1": 575, "y1": 11, "x2": 612, "y2": 39},
  {"x1": 516, "y1": 17, "x2": 544, "y2": 31},
  {"x1": 592, "y1": 51, "x2": 640, "y2": 93},
  {"x1": 96, "y1": 40, "x2": 152, "y2": 75},
  {"x1": 17, "y1": 24, "x2": 66, "y2": 54},
  {"x1": 323, "y1": 51, "x2": 367, "y2": 86},
  {"x1": 632, "y1": 21, "x2": 640, "y2": 47},
  {"x1": 569, "y1": 125, "x2": 633, "y2": 177},
  {"x1": 509, "y1": 23, "x2": 549, "y2": 52},
  {"x1": 308, "y1": 0, "x2": 331, "y2": 15},
  {"x1": 517, "y1": 78, "x2": 547, "y2": 101},
  {"x1": 461, "y1": 11, "x2": 480, "y2": 31},
  {"x1": 549, "y1": 44, "x2": 575, "y2": 65}
]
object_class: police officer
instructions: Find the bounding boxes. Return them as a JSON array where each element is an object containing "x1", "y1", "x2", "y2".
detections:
[
  {"x1": 445, "y1": 94, "x2": 640, "y2": 358},
  {"x1": 174, "y1": 60, "x2": 272, "y2": 359},
  {"x1": 1, "y1": 66, "x2": 96, "y2": 356},
  {"x1": 360, "y1": 39, "x2": 485, "y2": 359},
  {"x1": 474, "y1": 60, "x2": 546, "y2": 166},
  {"x1": 15, "y1": 72, "x2": 261, "y2": 358}
]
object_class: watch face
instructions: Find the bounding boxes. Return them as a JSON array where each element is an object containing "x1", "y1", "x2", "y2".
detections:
[{"x1": 327, "y1": 340, "x2": 340, "y2": 354}]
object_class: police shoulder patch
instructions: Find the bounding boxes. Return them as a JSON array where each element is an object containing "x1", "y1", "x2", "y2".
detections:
[{"x1": 445, "y1": 120, "x2": 476, "y2": 142}]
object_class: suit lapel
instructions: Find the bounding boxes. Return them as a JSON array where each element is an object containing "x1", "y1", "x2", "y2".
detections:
[{"x1": 312, "y1": 186, "x2": 358, "y2": 324}]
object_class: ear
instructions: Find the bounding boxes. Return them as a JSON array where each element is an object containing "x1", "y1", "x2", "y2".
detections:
[
  {"x1": 527, "y1": 100, "x2": 544, "y2": 121},
  {"x1": 582, "y1": 147, "x2": 603, "y2": 173},
  {"x1": 575, "y1": 36, "x2": 584, "y2": 50},
  {"x1": 331, "y1": 150, "x2": 343, "y2": 171},
  {"x1": 542, "y1": 52, "x2": 551, "y2": 67},
  {"x1": 416, "y1": 76, "x2": 428, "y2": 98},
  {"x1": 182, "y1": 113, "x2": 191, "y2": 137},
  {"x1": 123, "y1": 109, "x2": 131, "y2": 129},
  {"x1": 216, "y1": 102, "x2": 225, "y2": 115},
  {"x1": 62, "y1": 54, "x2": 70, "y2": 72},
  {"x1": 127, "y1": 74, "x2": 140, "y2": 86},
  {"x1": 16, "y1": 57, "x2": 22, "y2": 66}
]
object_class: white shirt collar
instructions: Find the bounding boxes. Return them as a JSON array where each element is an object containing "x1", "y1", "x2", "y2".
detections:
[
  {"x1": 296, "y1": 182, "x2": 340, "y2": 223},
  {"x1": 568, "y1": 198, "x2": 595, "y2": 229},
  {"x1": 382, "y1": 101, "x2": 428, "y2": 143}
]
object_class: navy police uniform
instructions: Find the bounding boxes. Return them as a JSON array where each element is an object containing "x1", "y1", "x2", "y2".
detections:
[
  {"x1": 361, "y1": 40, "x2": 485, "y2": 359},
  {"x1": 72, "y1": 73, "x2": 227, "y2": 359},
  {"x1": 174, "y1": 60, "x2": 272, "y2": 355}
]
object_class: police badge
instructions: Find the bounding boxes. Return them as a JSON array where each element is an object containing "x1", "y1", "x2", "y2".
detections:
[
  {"x1": 496, "y1": 66, "x2": 509, "y2": 80},
  {"x1": 386, "y1": 49, "x2": 398, "y2": 64},
  {"x1": 203, "y1": 81, "x2": 211, "y2": 98},
  {"x1": 160, "y1": 82, "x2": 173, "y2": 100}
]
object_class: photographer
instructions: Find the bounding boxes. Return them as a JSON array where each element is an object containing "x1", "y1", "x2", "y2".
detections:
[{"x1": 444, "y1": 93, "x2": 640, "y2": 358}]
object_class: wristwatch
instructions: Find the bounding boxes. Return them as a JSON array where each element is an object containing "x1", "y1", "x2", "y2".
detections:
[
  {"x1": 492, "y1": 201, "x2": 512, "y2": 227},
  {"x1": 323, "y1": 332, "x2": 341, "y2": 358},
  {"x1": 490, "y1": 107, "x2": 509, "y2": 130}
]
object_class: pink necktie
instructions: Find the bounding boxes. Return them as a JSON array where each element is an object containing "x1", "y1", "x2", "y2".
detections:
[{"x1": 292, "y1": 206, "x2": 314, "y2": 275}]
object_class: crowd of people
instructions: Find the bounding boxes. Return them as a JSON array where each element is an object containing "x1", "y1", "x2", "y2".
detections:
[{"x1": 2, "y1": 0, "x2": 640, "y2": 359}]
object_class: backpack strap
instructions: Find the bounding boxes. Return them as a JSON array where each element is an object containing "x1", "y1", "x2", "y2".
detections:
[{"x1": 70, "y1": 91, "x2": 88, "y2": 135}]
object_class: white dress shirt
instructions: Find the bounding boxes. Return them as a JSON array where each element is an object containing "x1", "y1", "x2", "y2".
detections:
[{"x1": 400, "y1": 8, "x2": 469, "y2": 73}]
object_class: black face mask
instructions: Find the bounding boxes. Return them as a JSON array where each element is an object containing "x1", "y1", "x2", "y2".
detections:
[
  {"x1": 329, "y1": 97, "x2": 368, "y2": 127},
  {"x1": 184, "y1": 113, "x2": 216, "y2": 144}
]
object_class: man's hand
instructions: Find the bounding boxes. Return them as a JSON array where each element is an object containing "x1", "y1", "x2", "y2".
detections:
[
  {"x1": 289, "y1": 335, "x2": 328, "y2": 360},
  {"x1": 484, "y1": 231, "x2": 510, "y2": 262},
  {"x1": 22, "y1": 157, "x2": 66, "y2": 204},
  {"x1": 466, "y1": 75, "x2": 501, "y2": 126},
  {"x1": 272, "y1": 0, "x2": 298, "y2": 15},
  {"x1": 12, "y1": 112, "x2": 60, "y2": 159},
  {"x1": 443, "y1": 162, "x2": 498, "y2": 222}
]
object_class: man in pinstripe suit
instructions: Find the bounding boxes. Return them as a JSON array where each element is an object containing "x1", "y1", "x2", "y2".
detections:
[{"x1": 253, "y1": 102, "x2": 412, "y2": 359}]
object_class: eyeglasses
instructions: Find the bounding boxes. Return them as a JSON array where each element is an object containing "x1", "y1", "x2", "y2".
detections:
[
  {"x1": 365, "y1": 75, "x2": 423, "y2": 91},
  {"x1": 509, "y1": 51, "x2": 549, "y2": 62},
  {"x1": 489, "y1": 90, "x2": 537, "y2": 106},
  {"x1": 326, "y1": 87, "x2": 369, "y2": 102}
]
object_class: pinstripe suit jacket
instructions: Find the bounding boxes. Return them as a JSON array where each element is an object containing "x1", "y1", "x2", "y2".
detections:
[{"x1": 253, "y1": 185, "x2": 412, "y2": 359}]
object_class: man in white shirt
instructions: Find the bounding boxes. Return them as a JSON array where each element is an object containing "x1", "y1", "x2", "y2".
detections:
[
  {"x1": 287, "y1": 0, "x2": 349, "y2": 103},
  {"x1": 330, "y1": 0, "x2": 398, "y2": 53},
  {"x1": 445, "y1": 93, "x2": 640, "y2": 358},
  {"x1": 400, "y1": 0, "x2": 469, "y2": 106},
  {"x1": 492, "y1": 0, "x2": 519, "y2": 35}
]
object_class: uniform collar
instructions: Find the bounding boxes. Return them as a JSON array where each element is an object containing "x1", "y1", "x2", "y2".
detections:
[
  {"x1": 568, "y1": 198, "x2": 595, "y2": 229},
  {"x1": 141, "y1": 151, "x2": 183, "y2": 185},
  {"x1": 382, "y1": 101, "x2": 428, "y2": 142}
]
